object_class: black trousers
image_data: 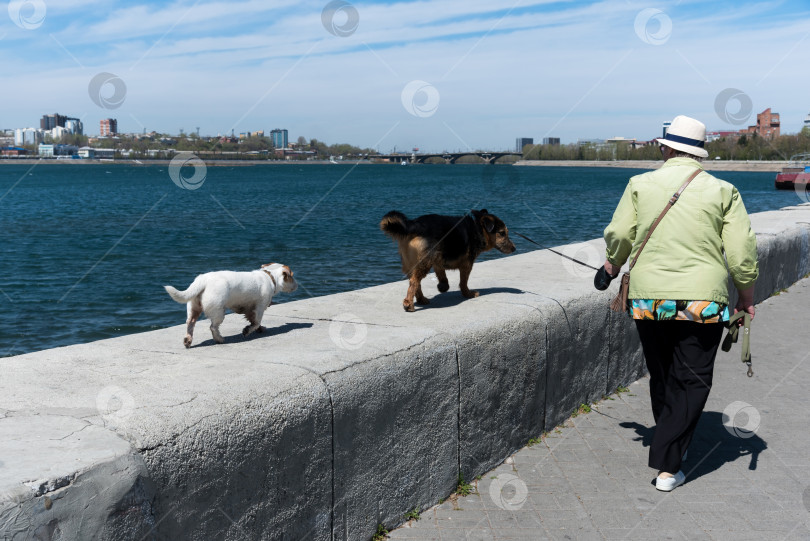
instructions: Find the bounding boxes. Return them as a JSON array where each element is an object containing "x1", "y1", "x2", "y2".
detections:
[{"x1": 635, "y1": 319, "x2": 724, "y2": 474}]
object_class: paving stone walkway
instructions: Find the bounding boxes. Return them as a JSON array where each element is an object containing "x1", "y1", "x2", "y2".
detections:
[{"x1": 389, "y1": 277, "x2": 810, "y2": 540}]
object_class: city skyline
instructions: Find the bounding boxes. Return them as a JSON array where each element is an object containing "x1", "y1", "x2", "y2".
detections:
[
  {"x1": 2, "y1": 104, "x2": 796, "y2": 151},
  {"x1": 1, "y1": 0, "x2": 809, "y2": 152}
]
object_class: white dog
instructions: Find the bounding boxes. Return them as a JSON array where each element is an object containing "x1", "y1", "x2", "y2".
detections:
[{"x1": 164, "y1": 263, "x2": 298, "y2": 348}]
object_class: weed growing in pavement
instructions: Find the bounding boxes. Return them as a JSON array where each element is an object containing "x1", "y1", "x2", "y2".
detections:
[
  {"x1": 456, "y1": 472, "x2": 475, "y2": 496},
  {"x1": 372, "y1": 523, "x2": 388, "y2": 540},
  {"x1": 404, "y1": 508, "x2": 420, "y2": 521},
  {"x1": 572, "y1": 403, "x2": 590, "y2": 417},
  {"x1": 615, "y1": 385, "x2": 636, "y2": 397}
]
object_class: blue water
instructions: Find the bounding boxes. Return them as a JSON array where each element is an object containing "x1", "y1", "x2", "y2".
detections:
[{"x1": 0, "y1": 163, "x2": 796, "y2": 356}]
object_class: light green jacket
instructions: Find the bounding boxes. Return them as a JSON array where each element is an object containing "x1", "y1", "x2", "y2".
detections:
[{"x1": 604, "y1": 157, "x2": 759, "y2": 304}]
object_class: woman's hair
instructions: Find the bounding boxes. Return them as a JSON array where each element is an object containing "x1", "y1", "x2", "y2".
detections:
[
  {"x1": 678, "y1": 150, "x2": 703, "y2": 161},
  {"x1": 664, "y1": 145, "x2": 704, "y2": 161}
]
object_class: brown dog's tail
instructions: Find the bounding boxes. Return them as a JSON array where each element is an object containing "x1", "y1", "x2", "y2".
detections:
[{"x1": 380, "y1": 211, "x2": 410, "y2": 240}]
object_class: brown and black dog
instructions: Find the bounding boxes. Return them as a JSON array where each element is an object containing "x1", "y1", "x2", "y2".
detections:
[{"x1": 380, "y1": 209, "x2": 516, "y2": 311}]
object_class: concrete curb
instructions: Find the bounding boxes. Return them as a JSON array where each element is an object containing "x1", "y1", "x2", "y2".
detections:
[{"x1": 2, "y1": 204, "x2": 809, "y2": 540}]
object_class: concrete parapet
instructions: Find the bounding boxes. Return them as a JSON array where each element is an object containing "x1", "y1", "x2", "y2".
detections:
[{"x1": 2, "y1": 204, "x2": 809, "y2": 540}]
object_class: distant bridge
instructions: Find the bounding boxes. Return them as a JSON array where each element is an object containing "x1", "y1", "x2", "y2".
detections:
[{"x1": 367, "y1": 151, "x2": 521, "y2": 164}]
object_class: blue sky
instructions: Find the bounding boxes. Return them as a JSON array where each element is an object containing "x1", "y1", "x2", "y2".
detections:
[{"x1": 1, "y1": 0, "x2": 809, "y2": 151}]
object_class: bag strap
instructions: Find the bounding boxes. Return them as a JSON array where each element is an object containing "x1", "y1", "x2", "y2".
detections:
[{"x1": 629, "y1": 168, "x2": 702, "y2": 270}]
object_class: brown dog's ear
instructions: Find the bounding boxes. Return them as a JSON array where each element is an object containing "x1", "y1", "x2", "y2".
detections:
[
  {"x1": 482, "y1": 214, "x2": 496, "y2": 233},
  {"x1": 262, "y1": 262, "x2": 278, "y2": 268},
  {"x1": 480, "y1": 209, "x2": 488, "y2": 215}
]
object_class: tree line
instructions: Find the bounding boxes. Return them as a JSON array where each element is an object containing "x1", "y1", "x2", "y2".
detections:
[
  {"x1": 521, "y1": 128, "x2": 810, "y2": 161},
  {"x1": 21, "y1": 127, "x2": 810, "y2": 162}
]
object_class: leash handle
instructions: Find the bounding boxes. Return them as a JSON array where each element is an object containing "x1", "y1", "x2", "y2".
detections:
[
  {"x1": 723, "y1": 311, "x2": 753, "y2": 377},
  {"x1": 742, "y1": 314, "x2": 753, "y2": 377}
]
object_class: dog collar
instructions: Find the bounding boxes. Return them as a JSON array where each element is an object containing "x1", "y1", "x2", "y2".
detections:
[{"x1": 262, "y1": 269, "x2": 277, "y2": 287}]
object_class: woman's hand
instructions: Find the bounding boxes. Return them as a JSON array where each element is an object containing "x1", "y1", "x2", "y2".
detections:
[
  {"x1": 595, "y1": 259, "x2": 622, "y2": 290},
  {"x1": 734, "y1": 285, "x2": 755, "y2": 322},
  {"x1": 603, "y1": 259, "x2": 621, "y2": 278}
]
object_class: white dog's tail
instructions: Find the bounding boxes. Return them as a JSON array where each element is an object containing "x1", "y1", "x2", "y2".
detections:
[{"x1": 164, "y1": 278, "x2": 205, "y2": 304}]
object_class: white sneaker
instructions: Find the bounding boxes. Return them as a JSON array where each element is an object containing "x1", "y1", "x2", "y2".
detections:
[{"x1": 655, "y1": 471, "x2": 685, "y2": 492}]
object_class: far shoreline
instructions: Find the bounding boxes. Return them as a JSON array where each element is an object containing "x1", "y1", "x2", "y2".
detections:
[
  {"x1": 0, "y1": 158, "x2": 367, "y2": 167},
  {"x1": 0, "y1": 158, "x2": 789, "y2": 172},
  {"x1": 514, "y1": 159, "x2": 788, "y2": 172}
]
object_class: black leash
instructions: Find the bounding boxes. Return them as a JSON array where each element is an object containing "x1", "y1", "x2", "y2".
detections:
[{"x1": 513, "y1": 232, "x2": 601, "y2": 271}]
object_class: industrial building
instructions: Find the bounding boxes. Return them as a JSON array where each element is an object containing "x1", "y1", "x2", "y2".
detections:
[
  {"x1": 14, "y1": 128, "x2": 43, "y2": 146},
  {"x1": 100, "y1": 118, "x2": 118, "y2": 137},
  {"x1": 38, "y1": 144, "x2": 79, "y2": 157},
  {"x1": 271, "y1": 128, "x2": 288, "y2": 149},
  {"x1": 746, "y1": 108, "x2": 780, "y2": 138},
  {"x1": 515, "y1": 137, "x2": 533, "y2": 152},
  {"x1": 40, "y1": 113, "x2": 83, "y2": 135}
]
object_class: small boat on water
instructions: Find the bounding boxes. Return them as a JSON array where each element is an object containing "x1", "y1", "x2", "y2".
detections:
[{"x1": 775, "y1": 153, "x2": 810, "y2": 190}]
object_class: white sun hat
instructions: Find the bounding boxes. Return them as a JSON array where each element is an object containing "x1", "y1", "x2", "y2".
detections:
[{"x1": 657, "y1": 115, "x2": 709, "y2": 158}]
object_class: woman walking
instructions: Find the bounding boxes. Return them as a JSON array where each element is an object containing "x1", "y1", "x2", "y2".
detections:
[{"x1": 600, "y1": 115, "x2": 759, "y2": 491}]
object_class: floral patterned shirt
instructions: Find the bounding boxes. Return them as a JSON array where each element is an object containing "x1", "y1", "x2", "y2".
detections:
[{"x1": 630, "y1": 299, "x2": 729, "y2": 323}]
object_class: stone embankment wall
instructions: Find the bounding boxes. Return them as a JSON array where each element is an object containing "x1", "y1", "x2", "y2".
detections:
[{"x1": 2, "y1": 205, "x2": 808, "y2": 540}]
